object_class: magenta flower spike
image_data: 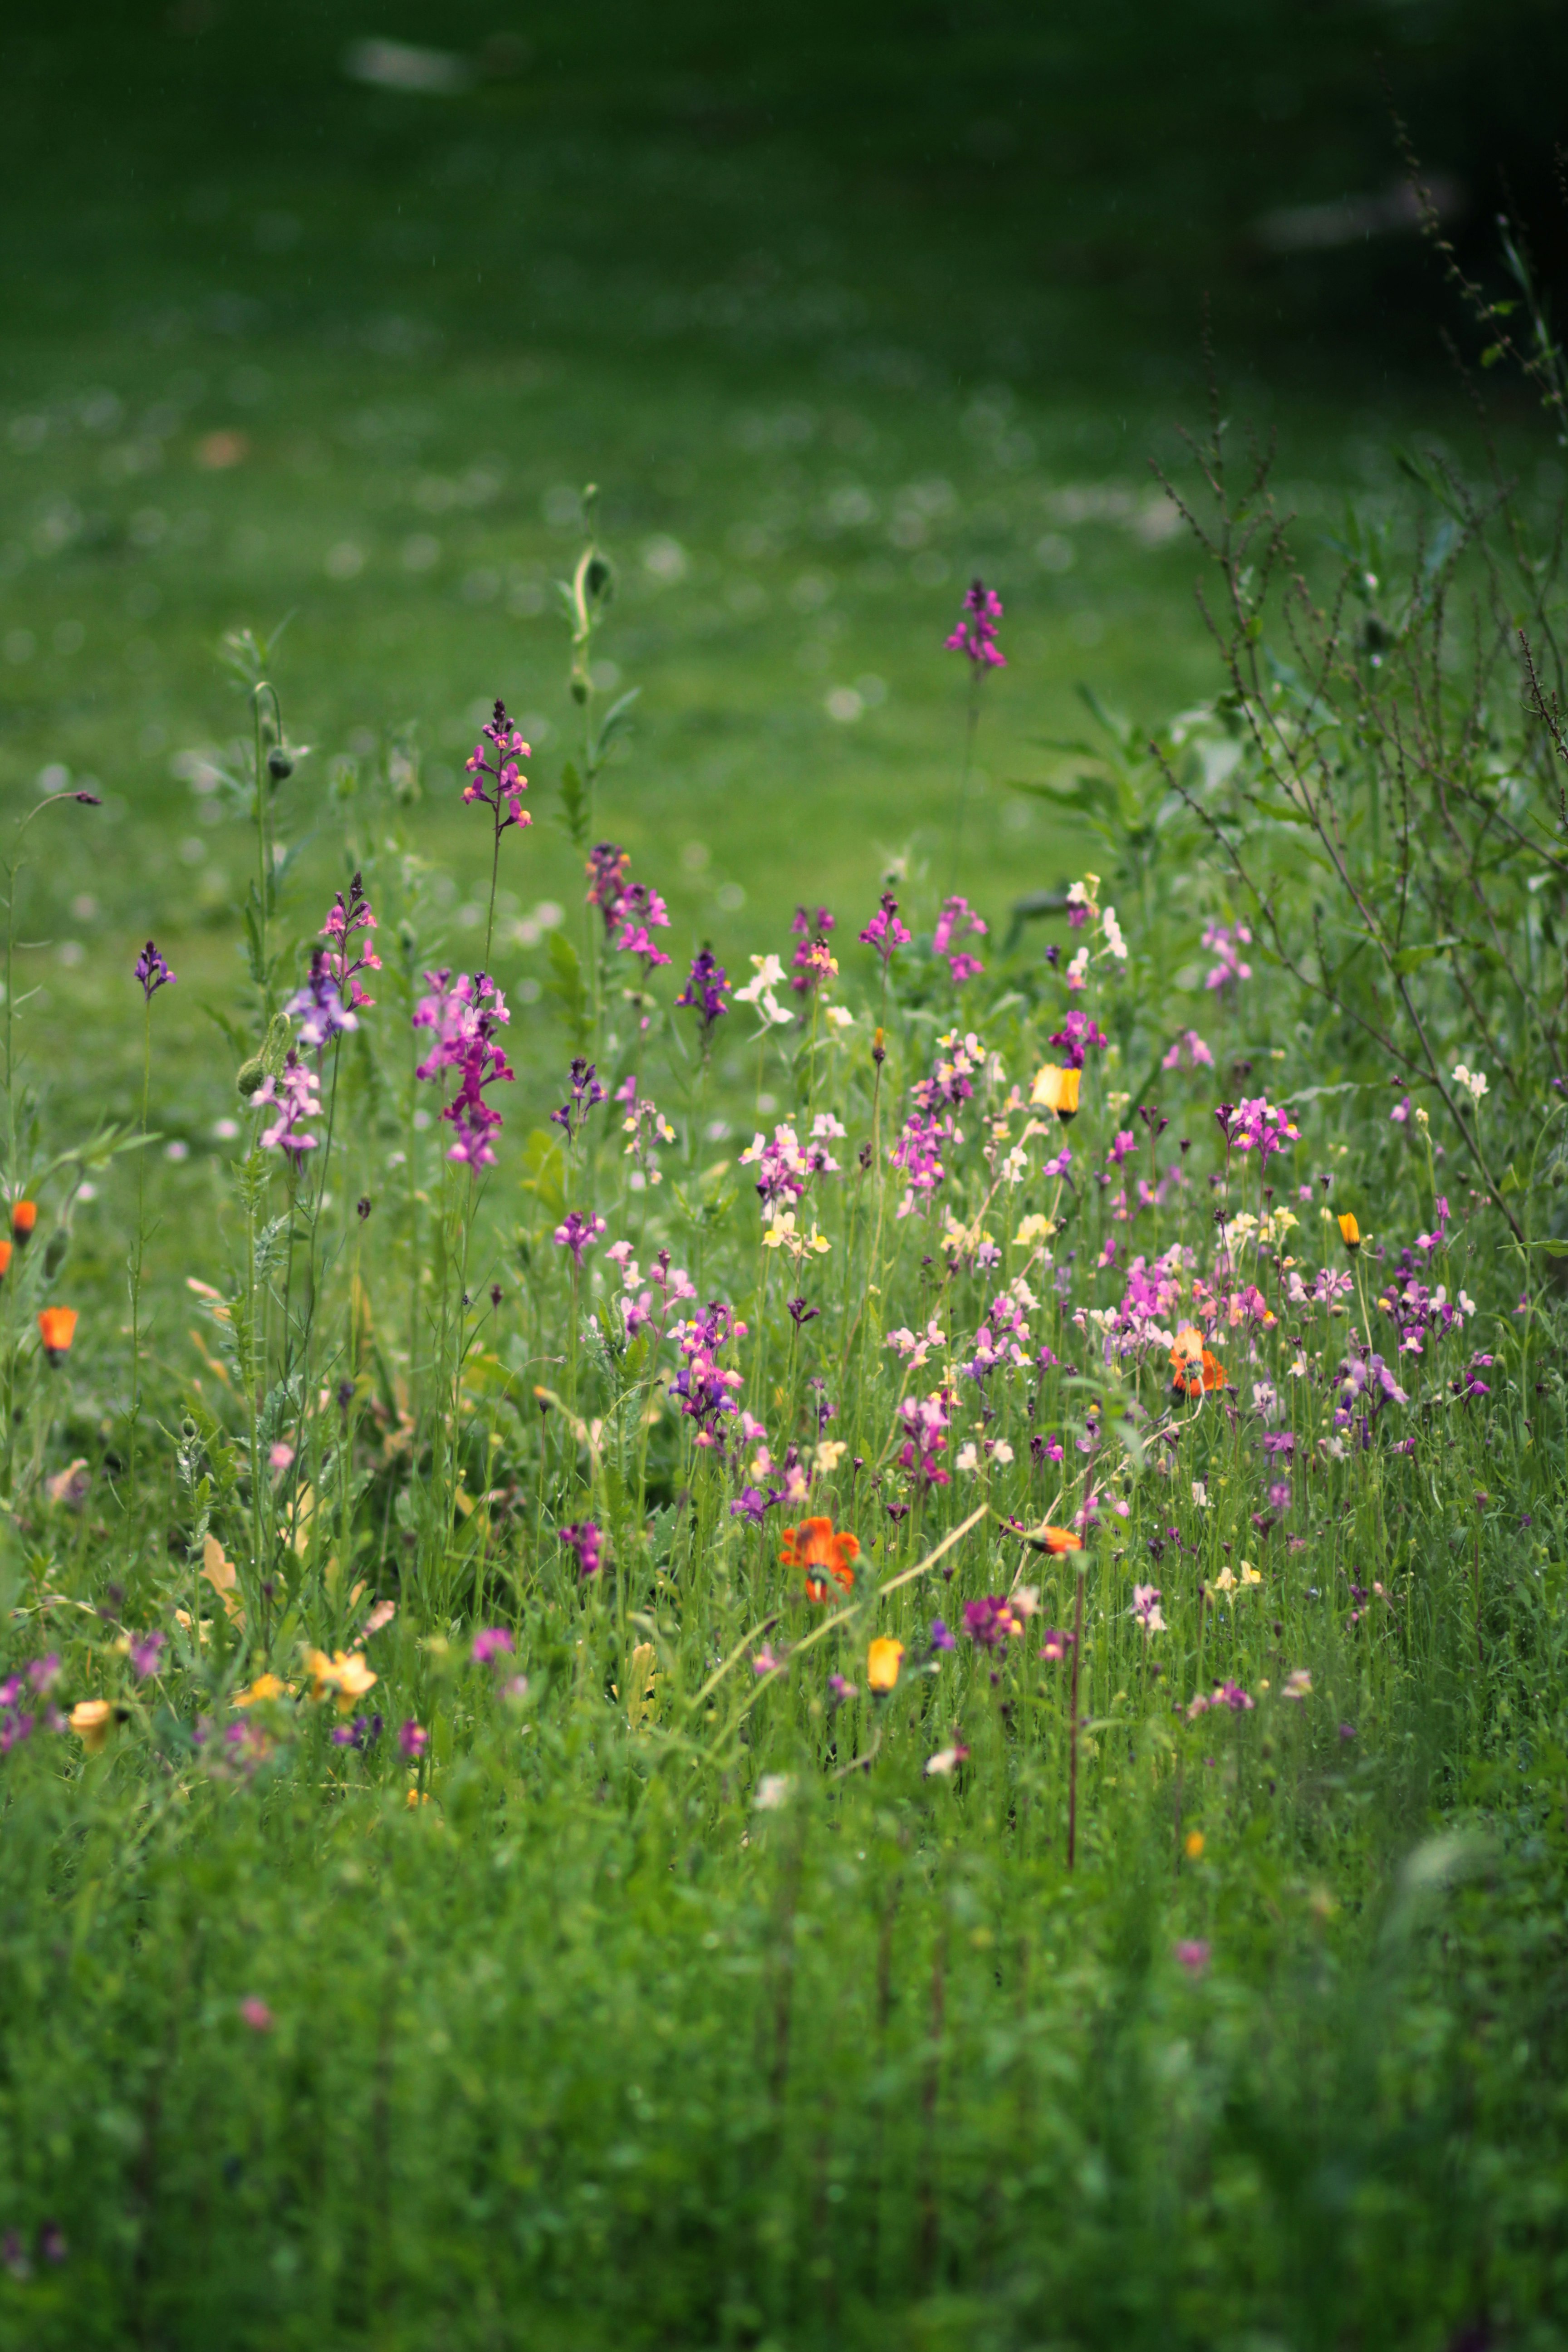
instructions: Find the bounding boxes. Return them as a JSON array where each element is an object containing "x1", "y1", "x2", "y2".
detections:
[{"x1": 945, "y1": 578, "x2": 1006, "y2": 668}]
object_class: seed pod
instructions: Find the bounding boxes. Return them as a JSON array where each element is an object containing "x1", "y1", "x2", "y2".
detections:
[
  {"x1": 43, "y1": 1230, "x2": 68, "y2": 1279},
  {"x1": 266, "y1": 747, "x2": 294, "y2": 783}
]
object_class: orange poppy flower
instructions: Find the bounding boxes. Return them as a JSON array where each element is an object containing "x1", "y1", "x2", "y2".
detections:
[
  {"x1": 38, "y1": 1307, "x2": 78, "y2": 1363},
  {"x1": 1170, "y1": 1323, "x2": 1225, "y2": 1396},
  {"x1": 12, "y1": 1200, "x2": 37, "y2": 1241},
  {"x1": 0, "y1": 1241, "x2": 11, "y2": 1279},
  {"x1": 1036, "y1": 1524, "x2": 1084, "y2": 1554},
  {"x1": 779, "y1": 1515, "x2": 860, "y2": 1602}
]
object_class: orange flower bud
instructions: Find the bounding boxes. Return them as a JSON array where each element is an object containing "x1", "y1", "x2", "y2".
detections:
[
  {"x1": 37, "y1": 1307, "x2": 78, "y2": 1362},
  {"x1": 12, "y1": 1200, "x2": 37, "y2": 1241}
]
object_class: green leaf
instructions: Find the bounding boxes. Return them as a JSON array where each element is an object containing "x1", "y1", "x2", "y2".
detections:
[
  {"x1": 556, "y1": 759, "x2": 589, "y2": 853},
  {"x1": 544, "y1": 930, "x2": 588, "y2": 1051},
  {"x1": 519, "y1": 1129, "x2": 567, "y2": 1219},
  {"x1": 1391, "y1": 937, "x2": 1463, "y2": 977}
]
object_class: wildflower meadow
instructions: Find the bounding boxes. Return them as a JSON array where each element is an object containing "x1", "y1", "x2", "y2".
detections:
[{"x1": 9, "y1": 129, "x2": 1568, "y2": 2345}]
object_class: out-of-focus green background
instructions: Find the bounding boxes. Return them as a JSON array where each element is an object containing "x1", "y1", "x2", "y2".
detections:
[{"x1": 1, "y1": 0, "x2": 1563, "y2": 1149}]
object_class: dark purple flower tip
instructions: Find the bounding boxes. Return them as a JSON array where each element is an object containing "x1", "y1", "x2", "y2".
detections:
[{"x1": 135, "y1": 940, "x2": 176, "y2": 999}]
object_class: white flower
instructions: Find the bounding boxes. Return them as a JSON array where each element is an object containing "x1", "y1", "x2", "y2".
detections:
[
  {"x1": 735, "y1": 954, "x2": 793, "y2": 1031},
  {"x1": 1066, "y1": 946, "x2": 1090, "y2": 988},
  {"x1": 1191, "y1": 1480, "x2": 1208, "y2": 1508},
  {"x1": 754, "y1": 1774, "x2": 794, "y2": 1810},
  {"x1": 815, "y1": 1439, "x2": 848, "y2": 1474},
  {"x1": 925, "y1": 1746, "x2": 966, "y2": 1778},
  {"x1": 1014, "y1": 1213, "x2": 1057, "y2": 1249},
  {"x1": 1101, "y1": 904, "x2": 1127, "y2": 960},
  {"x1": 824, "y1": 1003, "x2": 854, "y2": 1031},
  {"x1": 990, "y1": 1439, "x2": 1014, "y2": 1466},
  {"x1": 1282, "y1": 1669, "x2": 1312, "y2": 1701},
  {"x1": 1452, "y1": 1062, "x2": 1489, "y2": 1104},
  {"x1": 954, "y1": 1442, "x2": 980, "y2": 1474}
]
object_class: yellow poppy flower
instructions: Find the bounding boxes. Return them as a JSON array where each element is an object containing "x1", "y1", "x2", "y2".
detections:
[{"x1": 867, "y1": 1636, "x2": 905, "y2": 1694}]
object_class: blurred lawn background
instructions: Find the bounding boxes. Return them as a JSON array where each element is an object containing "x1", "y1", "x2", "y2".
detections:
[{"x1": 2, "y1": 0, "x2": 1565, "y2": 1171}]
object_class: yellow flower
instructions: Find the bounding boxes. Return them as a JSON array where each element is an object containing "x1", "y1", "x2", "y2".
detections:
[
  {"x1": 1185, "y1": 1830, "x2": 1205, "y2": 1861},
  {"x1": 234, "y1": 1672, "x2": 287, "y2": 1708},
  {"x1": 1239, "y1": 1563, "x2": 1263, "y2": 1588},
  {"x1": 1014, "y1": 1213, "x2": 1057, "y2": 1249},
  {"x1": 867, "y1": 1636, "x2": 905, "y2": 1695},
  {"x1": 69, "y1": 1698, "x2": 113, "y2": 1754},
  {"x1": 1337, "y1": 1211, "x2": 1361, "y2": 1252},
  {"x1": 332, "y1": 1651, "x2": 378, "y2": 1711},
  {"x1": 1029, "y1": 1064, "x2": 1082, "y2": 1121}
]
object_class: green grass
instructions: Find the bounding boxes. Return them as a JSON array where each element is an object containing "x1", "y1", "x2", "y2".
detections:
[{"x1": 4, "y1": 7, "x2": 1568, "y2": 2346}]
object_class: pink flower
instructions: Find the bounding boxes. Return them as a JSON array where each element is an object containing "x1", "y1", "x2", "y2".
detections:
[
  {"x1": 1174, "y1": 1940, "x2": 1210, "y2": 1977},
  {"x1": 240, "y1": 1997, "x2": 274, "y2": 2032}
]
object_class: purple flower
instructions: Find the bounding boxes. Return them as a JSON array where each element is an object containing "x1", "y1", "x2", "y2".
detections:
[
  {"x1": 134, "y1": 940, "x2": 176, "y2": 1000},
  {"x1": 945, "y1": 577, "x2": 1006, "y2": 669},
  {"x1": 858, "y1": 890, "x2": 911, "y2": 965},
  {"x1": 27, "y1": 1654, "x2": 61, "y2": 1695},
  {"x1": 932, "y1": 895, "x2": 987, "y2": 984},
  {"x1": 553, "y1": 1210, "x2": 607, "y2": 1266},
  {"x1": 253, "y1": 1051, "x2": 323, "y2": 1160},
  {"x1": 1175, "y1": 1939, "x2": 1211, "y2": 1976},
  {"x1": 1267, "y1": 1480, "x2": 1291, "y2": 1513},
  {"x1": 321, "y1": 872, "x2": 381, "y2": 1010},
  {"x1": 412, "y1": 969, "x2": 514, "y2": 1169},
  {"x1": 962, "y1": 1596, "x2": 1018, "y2": 1650},
  {"x1": 729, "y1": 1485, "x2": 774, "y2": 1524},
  {"x1": 550, "y1": 1058, "x2": 607, "y2": 1144},
  {"x1": 397, "y1": 1719, "x2": 429, "y2": 1760},
  {"x1": 1049, "y1": 1009, "x2": 1108, "y2": 1069},
  {"x1": 675, "y1": 948, "x2": 729, "y2": 1041},
  {"x1": 463, "y1": 698, "x2": 531, "y2": 831},
  {"x1": 561, "y1": 1521, "x2": 603, "y2": 1579},
  {"x1": 827, "y1": 1673, "x2": 858, "y2": 1702},
  {"x1": 286, "y1": 950, "x2": 358, "y2": 1050},
  {"x1": 128, "y1": 1632, "x2": 165, "y2": 1678},
  {"x1": 331, "y1": 1712, "x2": 383, "y2": 1750},
  {"x1": 929, "y1": 1617, "x2": 955, "y2": 1652},
  {"x1": 471, "y1": 1627, "x2": 515, "y2": 1665},
  {"x1": 1201, "y1": 922, "x2": 1252, "y2": 993}
]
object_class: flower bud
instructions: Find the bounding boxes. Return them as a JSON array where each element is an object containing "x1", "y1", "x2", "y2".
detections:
[{"x1": 266, "y1": 747, "x2": 294, "y2": 783}]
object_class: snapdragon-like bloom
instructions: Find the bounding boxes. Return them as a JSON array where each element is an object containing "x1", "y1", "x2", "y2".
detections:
[
  {"x1": 562, "y1": 1521, "x2": 603, "y2": 1578},
  {"x1": 945, "y1": 577, "x2": 1006, "y2": 668},
  {"x1": 1202, "y1": 921, "x2": 1252, "y2": 993},
  {"x1": 1161, "y1": 1028, "x2": 1214, "y2": 1072},
  {"x1": 412, "y1": 969, "x2": 514, "y2": 1169},
  {"x1": 675, "y1": 948, "x2": 729, "y2": 1040},
  {"x1": 254, "y1": 1051, "x2": 323, "y2": 1158},
  {"x1": 320, "y1": 872, "x2": 381, "y2": 1010},
  {"x1": 550, "y1": 1058, "x2": 606, "y2": 1144},
  {"x1": 1215, "y1": 1096, "x2": 1300, "y2": 1161},
  {"x1": 1049, "y1": 1009, "x2": 1108, "y2": 1069},
  {"x1": 933, "y1": 895, "x2": 987, "y2": 984},
  {"x1": 789, "y1": 905, "x2": 838, "y2": 998},
  {"x1": 584, "y1": 844, "x2": 671, "y2": 975},
  {"x1": 962, "y1": 1595, "x2": 1025, "y2": 1649},
  {"x1": 858, "y1": 890, "x2": 911, "y2": 966},
  {"x1": 463, "y1": 698, "x2": 531, "y2": 830},
  {"x1": 134, "y1": 940, "x2": 176, "y2": 1000},
  {"x1": 1131, "y1": 1583, "x2": 1166, "y2": 1632},
  {"x1": 286, "y1": 950, "x2": 358, "y2": 1051},
  {"x1": 735, "y1": 954, "x2": 793, "y2": 1031},
  {"x1": 553, "y1": 1210, "x2": 607, "y2": 1266}
]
